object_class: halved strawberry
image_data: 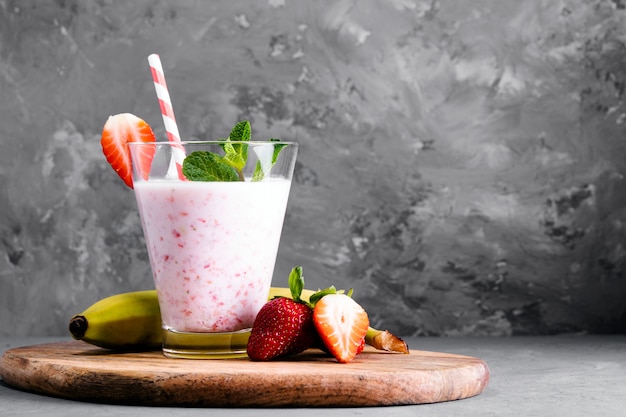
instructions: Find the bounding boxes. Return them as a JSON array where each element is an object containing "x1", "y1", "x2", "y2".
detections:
[
  {"x1": 313, "y1": 293, "x2": 370, "y2": 363},
  {"x1": 100, "y1": 113, "x2": 156, "y2": 188},
  {"x1": 355, "y1": 336, "x2": 366, "y2": 356}
]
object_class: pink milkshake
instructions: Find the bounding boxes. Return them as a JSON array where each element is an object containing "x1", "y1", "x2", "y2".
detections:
[
  {"x1": 129, "y1": 139, "x2": 297, "y2": 358},
  {"x1": 133, "y1": 179, "x2": 291, "y2": 333}
]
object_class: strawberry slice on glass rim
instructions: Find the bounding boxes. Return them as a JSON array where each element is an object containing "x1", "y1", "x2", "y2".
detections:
[{"x1": 100, "y1": 113, "x2": 156, "y2": 188}]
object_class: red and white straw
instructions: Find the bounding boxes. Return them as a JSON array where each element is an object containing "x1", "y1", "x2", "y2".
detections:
[{"x1": 148, "y1": 53, "x2": 186, "y2": 179}]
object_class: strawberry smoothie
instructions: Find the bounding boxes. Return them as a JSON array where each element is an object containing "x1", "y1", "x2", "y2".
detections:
[{"x1": 133, "y1": 178, "x2": 292, "y2": 333}]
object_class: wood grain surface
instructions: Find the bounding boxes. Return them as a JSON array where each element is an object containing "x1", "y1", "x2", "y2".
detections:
[{"x1": 0, "y1": 341, "x2": 489, "y2": 407}]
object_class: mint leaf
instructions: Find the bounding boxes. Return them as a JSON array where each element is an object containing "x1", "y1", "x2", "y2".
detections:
[
  {"x1": 252, "y1": 160, "x2": 265, "y2": 182},
  {"x1": 217, "y1": 121, "x2": 251, "y2": 175},
  {"x1": 182, "y1": 151, "x2": 239, "y2": 182},
  {"x1": 222, "y1": 142, "x2": 248, "y2": 172},
  {"x1": 269, "y1": 139, "x2": 287, "y2": 164},
  {"x1": 251, "y1": 140, "x2": 288, "y2": 182},
  {"x1": 229, "y1": 120, "x2": 251, "y2": 141}
]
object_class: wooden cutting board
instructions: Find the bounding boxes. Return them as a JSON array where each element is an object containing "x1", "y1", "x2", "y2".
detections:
[{"x1": 0, "y1": 341, "x2": 489, "y2": 407}]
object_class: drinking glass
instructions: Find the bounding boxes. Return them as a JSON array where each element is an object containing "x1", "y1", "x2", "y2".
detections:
[{"x1": 128, "y1": 140, "x2": 297, "y2": 358}]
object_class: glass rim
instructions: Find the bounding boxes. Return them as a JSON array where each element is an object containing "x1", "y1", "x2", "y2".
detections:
[{"x1": 127, "y1": 140, "x2": 298, "y2": 146}]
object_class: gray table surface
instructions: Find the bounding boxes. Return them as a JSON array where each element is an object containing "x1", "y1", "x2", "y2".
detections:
[{"x1": 1, "y1": 335, "x2": 624, "y2": 417}]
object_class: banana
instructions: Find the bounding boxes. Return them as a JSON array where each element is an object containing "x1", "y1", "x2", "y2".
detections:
[
  {"x1": 68, "y1": 290, "x2": 162, "y2": 350},
  {"x1": 69, "y1": 287, "x2": 408, "y2": 353}
]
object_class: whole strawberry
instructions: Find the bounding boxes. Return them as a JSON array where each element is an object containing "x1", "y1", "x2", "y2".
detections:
[{"x1": 247, "y1": 267, "x2": 318, "y2": 361}]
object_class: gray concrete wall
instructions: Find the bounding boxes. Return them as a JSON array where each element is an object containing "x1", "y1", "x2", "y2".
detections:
[{"x1": 1, "y1": 0, "x2": 625, "y2": 337}]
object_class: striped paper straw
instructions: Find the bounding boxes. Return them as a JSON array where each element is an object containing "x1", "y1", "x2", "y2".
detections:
[{"x1": 148, "y1": 53, "x2": 186, "y2": 179}]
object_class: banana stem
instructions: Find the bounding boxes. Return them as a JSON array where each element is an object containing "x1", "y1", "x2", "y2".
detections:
[{"x1": 365, "y1": 327, "x2": 409, "y2": 353}]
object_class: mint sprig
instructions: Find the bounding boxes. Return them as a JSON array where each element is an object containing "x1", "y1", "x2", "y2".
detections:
[{"x1": 182, "y1": 120, "x2": 286, "y2": 182}]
